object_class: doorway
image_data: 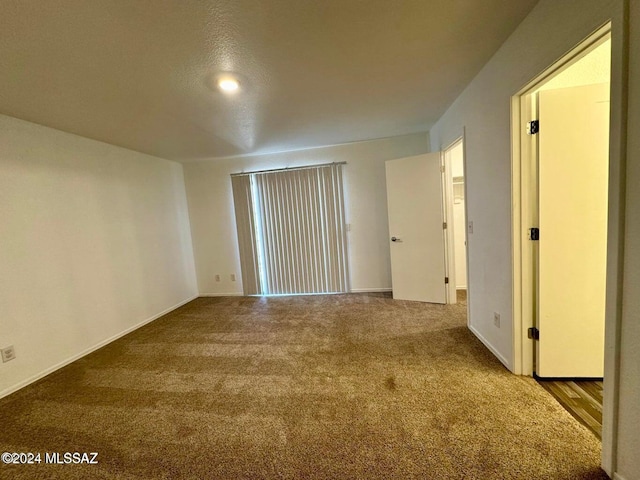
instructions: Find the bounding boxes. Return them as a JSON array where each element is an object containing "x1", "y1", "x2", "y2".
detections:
[
  {"x1": 512, "y1": 27, "x2": 612, "y2": 439},
  {"x1": 443, "y1": 138, "x2": 468, "y2": 307},
  {"x1": 385, "y1": 148, "x2": 469, "y2": 306},
  {"x1": 534, "y1": 44, "x2": 610, "y2": 378},
  {"x1": 510, "y1": 18, "x2": 629, "y2": 474},
  {"x1": 513, "y1": 28, "x2": 613, "y2": 375}
]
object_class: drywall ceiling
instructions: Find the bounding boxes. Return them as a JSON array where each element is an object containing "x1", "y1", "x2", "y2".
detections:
[{"x1": 0, "y1": 0, "x2": 539, "y2": 161}]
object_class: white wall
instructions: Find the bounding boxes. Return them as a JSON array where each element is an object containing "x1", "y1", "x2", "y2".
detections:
[
  {"x1": 0, "y1": 114, "x2": 198, "y2": 398},
  {"x1": 428, "y1": 0, "x2": 622, "y2": 371},
  {"x1": 617, "y1": 2, "x2": 640, "y2": 478},
  {"x1": 183, "y1": 134, "x2": 429, "y2": 295}
]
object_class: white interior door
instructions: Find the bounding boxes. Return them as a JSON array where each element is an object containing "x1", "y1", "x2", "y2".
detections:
[
  {"x1": 385, "y1": 153, "x2": 447, "y2": 303},
  {"x1": 537, "y1": 83, "x2": 609, "y2": 377}
]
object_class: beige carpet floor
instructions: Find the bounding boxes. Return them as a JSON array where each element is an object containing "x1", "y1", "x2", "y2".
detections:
[{"x1": 0, "y1": 293, "x2": 607, "y2": 479}]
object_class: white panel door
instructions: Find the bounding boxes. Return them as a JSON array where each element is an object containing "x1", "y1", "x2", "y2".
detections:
[
  {"x1": 385, "y1": 153, "x2": 447, "y2": 303},
  {"x1": 537, "y1": 83, "x2": 609, "y2": 377}
]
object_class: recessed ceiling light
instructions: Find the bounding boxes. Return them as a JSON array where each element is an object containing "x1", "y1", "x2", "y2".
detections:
[{"x1": 218, "y1": 77, "x2": 240, "y2": 93}]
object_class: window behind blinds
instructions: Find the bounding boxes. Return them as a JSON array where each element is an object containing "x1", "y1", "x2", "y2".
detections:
[{"x1": 231, "y1": 163, "x2": 349, "y2": 295}]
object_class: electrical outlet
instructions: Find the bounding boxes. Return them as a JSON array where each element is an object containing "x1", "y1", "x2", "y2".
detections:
[
  {"x1": 1, "y1": 345, "x2": 16, "y2": 363},
  {"x1": 493, "y1": 312, "x2": 500, "y2": 328},
  {"x1": 215, "y1": 274, "x2": 221, "y2": 282},
  {"x1": 230, "y1": 274, "x2": 236, "y2": 282}
]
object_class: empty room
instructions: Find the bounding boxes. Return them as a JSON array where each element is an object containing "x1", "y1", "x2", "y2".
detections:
[{"x1": 1, "y1": 1, "x2": 639, "y2": 479}]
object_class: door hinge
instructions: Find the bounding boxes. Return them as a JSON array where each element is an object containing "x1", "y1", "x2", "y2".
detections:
[
  {"x1": 526, "y1": 120, "x2": 539, "y2": 135},
  {"x1": 528, "y1": 327, "x2": 540, "y2": 340},
  {"x1": 528, "y1": 227, "x2": 540, "y2": 241},
  {"x1": 445, "y1": 277, "x2": 449, "y2": 284},
  {"x1": 443, "y1": 222, "x2": 447, "y2": 229}
]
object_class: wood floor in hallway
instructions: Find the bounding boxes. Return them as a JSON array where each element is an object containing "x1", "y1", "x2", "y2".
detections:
[{"x1": 537, "y1": 378, "x2": 603, "y2": 439}]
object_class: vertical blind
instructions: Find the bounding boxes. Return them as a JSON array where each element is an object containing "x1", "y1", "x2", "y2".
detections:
[
  {"x1": 230, "y1": 174, "x2": 261, "y2": 295},
  {"x1": 231, "y1": 163, "x2": 349, "y2": 295}
]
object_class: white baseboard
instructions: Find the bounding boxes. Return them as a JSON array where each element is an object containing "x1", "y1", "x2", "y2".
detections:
[
  {"x1": 0, "y1": 294, "x2": 198, "y2": 400},
  {"x1": 350, "y1": 288, "x2": 392, "y2": 293},
  {"x1": 468, "y1": 324, "x2": 512, "y2": 371},
  {"x1": 199, "y1": 292, "x2": 244, "y2": 297},
  {"x1": 613, "y1": 473, "x2": 628, "y2": 480}
]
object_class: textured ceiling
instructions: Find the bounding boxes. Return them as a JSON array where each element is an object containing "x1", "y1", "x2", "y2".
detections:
[{"x1": 0, "y1": 0, "x2": 539, "y2": 161}]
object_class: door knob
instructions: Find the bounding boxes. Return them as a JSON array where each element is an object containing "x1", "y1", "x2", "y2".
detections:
[{"x1": 391, "y1": 236, "x2": 401, "y2": 242}]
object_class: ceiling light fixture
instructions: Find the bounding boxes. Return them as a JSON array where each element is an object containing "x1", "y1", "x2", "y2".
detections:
[{"x1": 217, "y1": 77, "x2": 240, "y2": 93}]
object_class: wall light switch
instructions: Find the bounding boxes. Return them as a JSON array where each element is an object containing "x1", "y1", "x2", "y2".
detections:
[
  {"x1": 468, "y1": 220, "x2": 474, "y2": 234},
  {"x1": 215, "y1": 274, "x2": 221, "y2": 282},
  {"x1": 230, "y1": 274, "x2": 236, "y2": 282}
]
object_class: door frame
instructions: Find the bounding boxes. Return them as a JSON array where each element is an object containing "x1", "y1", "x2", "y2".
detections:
[
  {"x1": 442, "y1": 136, "x2": 470, "y2": 315},
  {"x1": 510, "y1": 21, "x2": 627, "y2": 475}
]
